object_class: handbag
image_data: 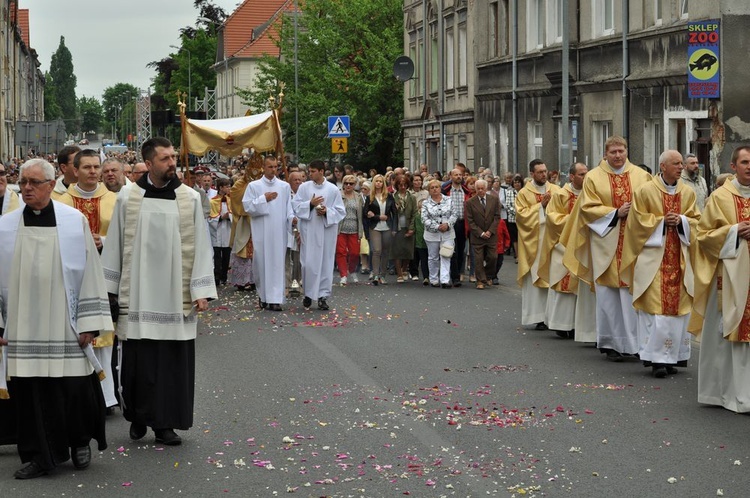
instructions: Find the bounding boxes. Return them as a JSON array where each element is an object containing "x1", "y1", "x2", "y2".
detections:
[
  {"x1": 439, "y1": 243, "x2": 454, "y2": 258},
  {"x1": 360, "y1": 237, "x2": 370, "y2": 255}
]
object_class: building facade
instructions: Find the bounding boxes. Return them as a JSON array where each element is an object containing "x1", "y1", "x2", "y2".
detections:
[
  {"x1": 1, "y1": 4, "x2": 45, "y2": 161},
  {"x1": 404, "y1": 0, "x2": 750, "y2": 183},
  {"x1": 402, "y1": 0, "x2": 477, "y2": 174}
]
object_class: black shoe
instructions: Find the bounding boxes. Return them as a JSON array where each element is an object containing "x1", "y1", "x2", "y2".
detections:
[
  {"x1": 431, "y1": 283, "x2": 441, "y2": 288},
  {"x1": 268, "y1": 303, "x2": 282, "y2": 312},
  {"x1": 492, "y1": 278, "x2": 500, "y2": 285},
  {"x1": 154, "y1": 429, "x2": 182, "y2": 446},
  {"x1": 555, "y1": 330, "x2": 568, "y2": 339},
  {"x1": 129, "y1": 422, "x2": 147, "y2": 440},
  {"x1": 317, "y1": 298, "x2": 329, "y2": 311},
  {"x1": 303, "y1": 296, "x2": 312, "y2": 308},
  {"x1": 452, "y1": 280, "x2": 462, "y2": 287},
  {"x1": 441, "y1": 283, "x2": 452, "y2": 289},
  {"x1": 259, "y1": 298, "x2": 267, "y2": 309},
  {"x1": 535, "y1": 322, "x2": 548, "y2": 331},
  {"x1": 71, "y1": 445, "x2": 91, "y2": 469},
  {"x1": 666, "y1": 366, "x2": 678, "y2": 375},
  {"x1": 105, "y1": 406, "x2": 116, "y2": 416},
  {"x1": 567, "y1": 330, "x2": 575, "y2": 339},
  {"x1": 14, "y1": 461, "x2": 48, "y2": 480},
  {"x1": 653, "y1": 366, "x2": 668, "y2": 378},
  {"x1": 372, "y1": 279, "x2": 379, "y2": 286},
  {"x1": 605, "y1": 350, "x2": 623, "y2": 362}
]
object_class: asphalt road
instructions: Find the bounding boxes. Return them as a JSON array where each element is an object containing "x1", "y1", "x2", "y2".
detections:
[{"x1": 1, "y1": 263, "x2": 749, "y2": 497}]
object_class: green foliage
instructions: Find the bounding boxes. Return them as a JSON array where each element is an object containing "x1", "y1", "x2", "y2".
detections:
[
  {"x1": 77, "y1": 96, "x2": 103, "y2": 134},
  {"x1": 168, "y1": 30, "x2": 218, "y2": 112},
  {"x1": 102, "y1": 83, "x2": 139, "y2": 140},
  {"x1": 238, "y1": 0, "x2": 404, "y2": 170},
  {"x1": 49, "y1": 36, "x2": 77, "y2": 122},
  {"x1": 43, "y1": 71, "x2": 62, "y2": 121}
]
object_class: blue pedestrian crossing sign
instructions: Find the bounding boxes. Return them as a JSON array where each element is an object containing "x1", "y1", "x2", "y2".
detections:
[{"x1": 328, "y1": 115, "x2": 351, "y2": 138}]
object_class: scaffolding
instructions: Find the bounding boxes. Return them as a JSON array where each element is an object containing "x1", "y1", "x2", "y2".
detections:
[
  {"x1": 195, "y1": 87, "x2": 218, "y2": 165},
  {"x1": 135, "y1": 88, "x2": 152, "y2": 161}
]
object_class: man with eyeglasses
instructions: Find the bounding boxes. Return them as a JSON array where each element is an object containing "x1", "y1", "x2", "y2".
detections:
[
  {"x1": 51, "y1": 145, "x2": 81, "y2": 200},
  {"x1": 0, "y1": 163, "x2": 23, "y2": 216},
  {"x1": 0, "y1": 158, "x2": 113, "y2": 478}
]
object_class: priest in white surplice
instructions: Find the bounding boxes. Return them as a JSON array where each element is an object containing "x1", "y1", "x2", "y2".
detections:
[
  {"x1": 621, "y1": 150, "x2": 700, "y2": 378},
  {"x1": 1, "y1": 162, "x2": 23, "y2": 217},
  {"x1": 0, "y1": 159, "x2": 112, "y2": 479},
  {"x1": 101, "y1": 137, "x2": 217, "y2": 446},
  {"x1": 243, "y1": 156, "x2": 294, "y2": 311},
  {"x1": 292, "y1": 160, "x2": 346, "y2": 310}
]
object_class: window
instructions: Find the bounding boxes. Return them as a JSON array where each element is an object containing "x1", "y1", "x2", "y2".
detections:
[
  {"x1": 652, "y1": 121, "x2": 662, "y2": 171},
  {"x1": 593, "y1": 0, "x2": 614, "y2": 37},
  {"x1": 417, "y1": 28, "x2": 424, "y2": 96},
  {"x1": 410, "y1": 140, "x2": 419, "y2": 172},
  {"x1": 490, "y1": 1, "x2": 499, "y2": 58},
  {"x1": 409, "y1": 42, "x2": 418, "y2": 98},
  {"x1": 654, "y1": 0, "x2": 662, "y2": 26},
  {"x1": 445, "y1": 137, "x2": 455, "y2": 170},
  {"x1": 527, "y1": 0, "x2": 544, "y2": 50},
  {"x1": 680, "y1": 0, "x2": 688, "y2": 19},
  {"x1": 458, "y1": 135, "x2": 468, "y2": 166},
  {"x1": 591, "y1": 121, "x2": 612, "y2": 164},
  {"x1": 529, "y1": 122, "x2": 543, "y2": 161},
  {"x1": 429, "y1": 20, "x2": 438, "y2": 94},
  {"x1": 446, "y1": 28, "x2": 454, "y2": 90},
  {"x1": 546, "y1": 0, "x2": 563, "y2": 44},
  {"x1": 458, "y1": 21, "x2": 467, "y2": 86}
]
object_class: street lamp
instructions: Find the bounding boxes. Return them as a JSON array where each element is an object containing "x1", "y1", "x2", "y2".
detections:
[
  {"x1": 170, "y1": 45, "x2": 192, "y2": 111},
  {"x1": 198, "y1": 16, "x2": 229, "y2": 118}
]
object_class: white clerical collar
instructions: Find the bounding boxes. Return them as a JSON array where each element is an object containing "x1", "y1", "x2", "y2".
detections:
[
  {"x1": 570, "y1": 184, "x2": 582, "y2": 196},
  {"x1": 74, "y1": 184, "x2": 98, "y2": 198},
  {"x1": 732, "y1": 179, "x2": 750, "y2": 199},
  {"x1": 608, "y1": 162, "x2": 626, "y2": 175},
  {"x1": 659, "y1": 174, "x2": 677, "y2": 195},
  {"x1": 262, "y1": 176, "x2": 276, "y2": 184},
  {"x1": 533, "y1": 182, "x2": 547, "y2": 194}
]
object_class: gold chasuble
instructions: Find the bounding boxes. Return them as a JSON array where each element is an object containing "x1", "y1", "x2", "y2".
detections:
[
  {"x1": 562, "y1": 160, "x2": 651, "y2": 287},
  {"x1": 229, "y1": 176, "x2": 253, "y2": 259},
  {"x1": 690, "y1": 181, "x2": 750, "y2": 341},
  {"x1": 59, "y1": 183, "x2": 117, "y2": 348},
  {"x1": 516, "y1": 181, "x2": 561, "y2": 286},
  {"x1": 620, "y1": 175, "x2": 700, "y2": 317},
  {"x1": 539, "y1": 183, "x2": 579, "y2": 293},
  {"x1": 59, "y1": 183, "x2": 117, "y2": 237}
]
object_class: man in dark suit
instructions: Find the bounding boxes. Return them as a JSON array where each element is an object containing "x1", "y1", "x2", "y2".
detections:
[{"x1": 466, "y1": 179, "x2": 500, "y2": 289}]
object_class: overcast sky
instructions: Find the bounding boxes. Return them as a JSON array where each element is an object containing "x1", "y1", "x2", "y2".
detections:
[{"x1": 22, "y1": 0, "x2": 240, "y2": 101}]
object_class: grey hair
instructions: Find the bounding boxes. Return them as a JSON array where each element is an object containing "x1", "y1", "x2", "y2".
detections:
[
  {"x1": 102, "y1": 158, "x2": 125, "y2": 171},
  {"x1": 685, "y1": 153, "x2": 697, "y2": 160},
  {"x1": 474, "y1": 179, "x2": 488, "y2": 189},
  {"x1": 20, "y1": 158, "x2": 55, "y2": 181}
]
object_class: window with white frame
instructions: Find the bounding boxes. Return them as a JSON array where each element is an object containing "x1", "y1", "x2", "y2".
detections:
[
  {"x1": 446, "y1": 27, "x2": 455, "y2": 90},
  {"x1": 527, "y1": 0, "x2": 544, "y2": 50},
  {"x1": 680, "y1": 0, "x2": 688, "y2": 19},
  {"x1": 458, "y1": 135, "x2": 468, "y2": 166},
  {"x1": 546, "y1": 0, "x2": 563, "y2": 45},
  {"x1": 429, "y1": 20, "x2": 438, "y2": 94},
  {"x1": 654, "y1": 0, "x2": 662, "y2": 26},
  {"x1": 409, "y1": 32, "x2": 418, "y2": 98},
  {"x1": 458, "y1": 13, "x2": 467, "y2": 87},
  {"x1": 591, "y1": 121, "x2": 612, "y2": 164},
  {"x1": 592, "y1": 0, "x2": 614, "y2": 37},
  {"x1": 490, "y1": 1, "x2": 500, "y2": 58},
  {"x1": 529, "y1": 122, "x2": 543, "y2": 161}
]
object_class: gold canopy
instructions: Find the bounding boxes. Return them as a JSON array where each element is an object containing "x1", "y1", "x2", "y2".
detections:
[{"x1": 181, "y1": 110, "x2": 281, "y2": 157}]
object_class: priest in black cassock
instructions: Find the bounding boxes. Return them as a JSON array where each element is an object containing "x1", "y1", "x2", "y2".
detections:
[{"x1": 0, "y1": 158, "x2": 112, "y2": 479}]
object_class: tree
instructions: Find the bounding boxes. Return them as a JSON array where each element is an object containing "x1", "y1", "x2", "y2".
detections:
[
  {"x1": 102, "y1": 83, "x2": 139, "y2": 140},
  {"x1": 168, "y1": 29, "x2": 218, "y2": 113},
  {"x1": 238, "y1": 0, "x2": 404, "y2": 170},
  {"x1": 43, "y1": 71, "x2": 62, "y2": 121},
  {"x1": 77, "y1": 96, "x2": 103, "y2": 134},
  {"x1": 49, "y1": 36, "x2": 77, "y2": 122}
]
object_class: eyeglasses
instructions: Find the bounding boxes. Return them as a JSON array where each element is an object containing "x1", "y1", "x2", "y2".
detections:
[
  {"x1": 19, "y1": 178, "x2": 51, "y2": 187},
  {"x1": 0, "y1": 170, "x2": 6, "y2": 176},
  {"x1": 344, "y1": 182, "x2": 355, "y2": 186}
]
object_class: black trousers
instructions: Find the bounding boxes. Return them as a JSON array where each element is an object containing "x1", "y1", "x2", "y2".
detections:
[
  {"x1": 213, "y1": 246, "x2": 231, "y2": 283},
  {"x1": 450, "y1": 219, "x2": 467, "y2": 282}
]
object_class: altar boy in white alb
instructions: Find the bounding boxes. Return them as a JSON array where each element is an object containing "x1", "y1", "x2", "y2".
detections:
[{"x1": 101, "y1": 137, "x2": 216, "y2": 447}]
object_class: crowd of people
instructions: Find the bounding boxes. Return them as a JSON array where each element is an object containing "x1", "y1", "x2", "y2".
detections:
[{"x1": 0, "y1": 134, "x2": 748, "y2": 481}]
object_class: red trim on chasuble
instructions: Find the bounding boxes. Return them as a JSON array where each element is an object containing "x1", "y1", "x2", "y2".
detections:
[
  {"x1": 734, "y1": 196, "x2": 750, "y2": 341},
  {"x1": 608, "y1": 173, "x2": 632, "y2": 287},
  {"x1": 660, "y1": 193, "x2": 682, "y2": 316},
  {"x1": 534, "y1": 193, "x2": 544, "y2": 204},
  {"x1": 559, "y1": 191, "x2": 578, "y2": 293},
  {"x1": 71, "y1": 196, "x2": 101, "y2": 234}
]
